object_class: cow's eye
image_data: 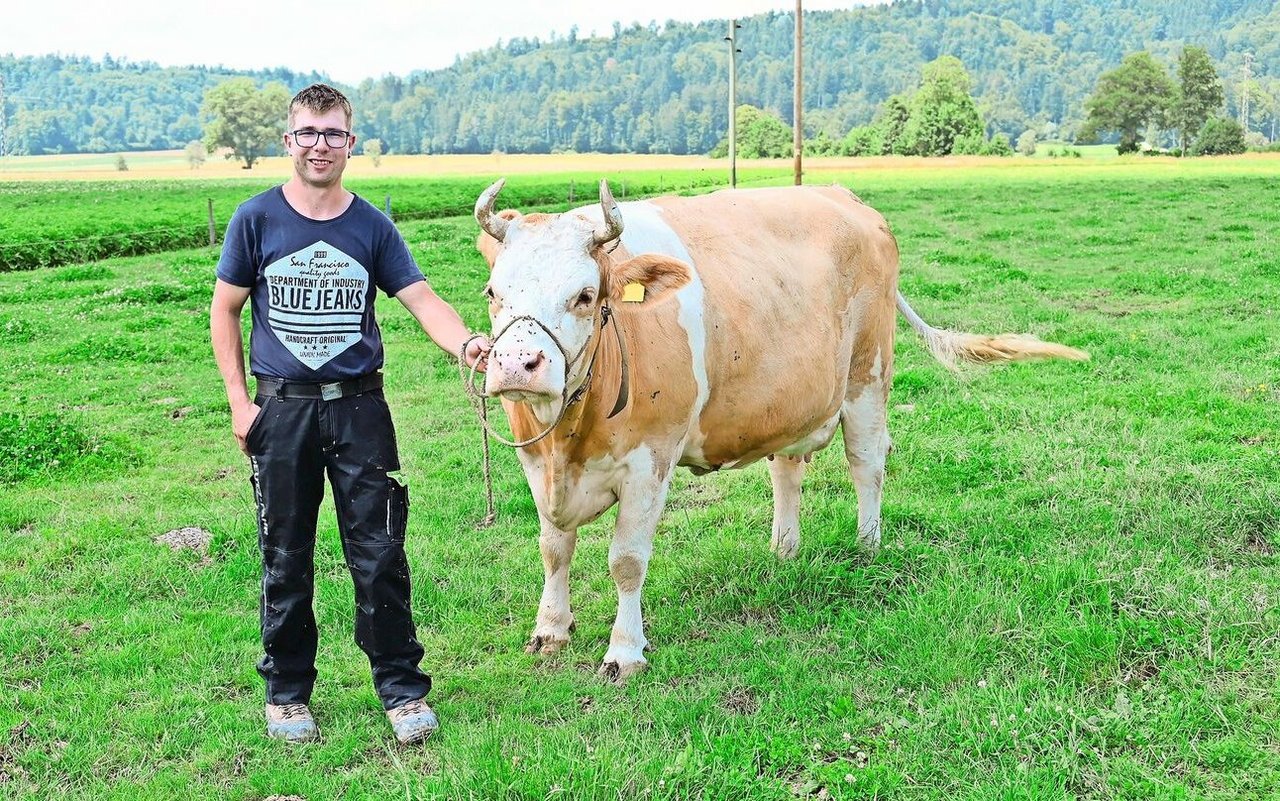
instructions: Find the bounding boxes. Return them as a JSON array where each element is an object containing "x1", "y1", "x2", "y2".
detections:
[
  {"x1": 483, "y1": 285, "x2": 497, "y2": 301},
  {"x1": 574, "y1": 289, "x2": 595, "y2": 309}
]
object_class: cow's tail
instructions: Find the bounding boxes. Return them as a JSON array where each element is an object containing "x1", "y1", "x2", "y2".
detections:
[{"x1": 896, "y1": 292, "x2": 1089, "y2": 369}]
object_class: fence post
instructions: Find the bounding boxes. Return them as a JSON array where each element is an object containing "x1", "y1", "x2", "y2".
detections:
[
  {"x1": 207, "y1": 199, "x2": 216, "y2": 246},
  {"x1": 384, "y1": 194, "x2": 392, "y2": 218},
  {"x1": 621, "y1": 181, "x2": 626, "y2": 199},
  {"x1": 569, "y1": 180, "x2": 575, "y2": 204}
]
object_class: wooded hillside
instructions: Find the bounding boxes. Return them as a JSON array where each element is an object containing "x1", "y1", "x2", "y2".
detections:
[{"x1": 2, "y1": 0, "x2": 1276, "y2": 155}]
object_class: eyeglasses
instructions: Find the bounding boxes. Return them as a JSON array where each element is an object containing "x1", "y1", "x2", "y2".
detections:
[{"x1": 290, "y1": 129, "x2": 351, "y2": 148}]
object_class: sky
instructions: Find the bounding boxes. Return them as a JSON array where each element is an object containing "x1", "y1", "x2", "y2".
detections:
[{"x1": 2, "y1": 1, "x2": 888, "y2": 85}]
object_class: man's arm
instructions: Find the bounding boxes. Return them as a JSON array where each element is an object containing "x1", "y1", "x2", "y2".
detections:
[
  {"x1": 395, "y1": 281, "x2": 490, "y2": 370},
  {"x1": 210, "y1": 278, "x2": 259, "y2": 455}
]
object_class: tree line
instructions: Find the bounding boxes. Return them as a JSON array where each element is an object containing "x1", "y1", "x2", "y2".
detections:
[{"x1": 2, "y1": 0, "x2": 1277, "y2": 158}]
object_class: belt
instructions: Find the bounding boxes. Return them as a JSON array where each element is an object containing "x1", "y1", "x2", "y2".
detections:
[{"x1": 255, "y1": 372, "x2": 383, "y2": 401}]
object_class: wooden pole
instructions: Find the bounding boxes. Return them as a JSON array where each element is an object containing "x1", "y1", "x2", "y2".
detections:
[
  {"x1": 207, "y1": 199, "x2": 216, "y2": 246},
  {"x1": 727, "y1": 19, "x2": 741, "y2": 188},
  {"x1": 793, "y1": 0, "x2": 803, "y2": 185}
]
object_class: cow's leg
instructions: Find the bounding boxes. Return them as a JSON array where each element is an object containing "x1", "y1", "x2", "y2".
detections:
[
  {"x1": 840, "y1": 368, "x2": 891, "y2": 553},
  {"x1": 600, "y1": 467, "x2": 673, "y2": 684},
  {"x1": 527, "y1": 515, "x2": 577, "y2": 655},
  {"x1": 768, "y1": 455, "x2": 808, "y2": 559}
]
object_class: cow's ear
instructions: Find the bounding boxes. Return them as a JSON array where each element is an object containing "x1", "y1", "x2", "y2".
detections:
[
  {"x1": 474, "y1": 210, "x2": 521, "y2": 269},
  {"x1": 606, "y1": 253, "x2": 692, "y2": 306}
]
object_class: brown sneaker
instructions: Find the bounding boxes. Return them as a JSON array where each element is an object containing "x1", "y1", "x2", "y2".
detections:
[
  {"x1": 265, "y1": 703, "x2": 320, "y2": 743},
  {"x1": 387, "y1": 698, "x2": 439, "y2": 744}
]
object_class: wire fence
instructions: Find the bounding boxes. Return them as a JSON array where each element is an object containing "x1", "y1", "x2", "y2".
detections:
[{"x1": 0, "y1": 171, "x2": 785, "y2": 272}]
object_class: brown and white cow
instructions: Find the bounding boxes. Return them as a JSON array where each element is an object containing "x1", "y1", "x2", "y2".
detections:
[{"x1": 473, "y1": 180, "x2": 1086, "y2": 682}]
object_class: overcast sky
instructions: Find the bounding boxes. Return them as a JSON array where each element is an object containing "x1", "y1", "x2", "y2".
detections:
[{"x1": 2, "y1": 1, "x2": 888, "y2": 85}]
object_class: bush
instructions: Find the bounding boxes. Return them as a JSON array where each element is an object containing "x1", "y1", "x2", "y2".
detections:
[
  {"x1": 114, "y1": 155, "x2": 129, "y2": 171},
  {"x1": 1192, "y1": 117, "x2": 1247, "y2": 156}
]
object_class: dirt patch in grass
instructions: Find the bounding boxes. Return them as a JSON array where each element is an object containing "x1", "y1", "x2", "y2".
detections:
[{"x1": 720, "y1": 686, "x2": 759, "y2": 715}]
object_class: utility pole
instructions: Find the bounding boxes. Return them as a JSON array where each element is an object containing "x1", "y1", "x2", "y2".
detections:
[
  {"x1": 793, "y1": 0, "x2": 803, "y2": 185},
  {"x1": 0, "y1": 73, "x2": 6, "y2": 159},
  {"x1": 726, "y1": 19, "x2": 741, "y2": 188},
  {"x1": 1240, "y1": 52, "x2": 1253, "y2": 133}
]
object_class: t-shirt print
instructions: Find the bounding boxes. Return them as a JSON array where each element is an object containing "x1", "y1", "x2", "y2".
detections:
[{"x1": 264, "y1": 240, "x2": 369, "y2": 370}]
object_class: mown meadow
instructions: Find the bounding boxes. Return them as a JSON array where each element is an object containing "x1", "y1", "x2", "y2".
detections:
[{"x1": 1, "y1": 156, "x2": 1278, "y2": 799}]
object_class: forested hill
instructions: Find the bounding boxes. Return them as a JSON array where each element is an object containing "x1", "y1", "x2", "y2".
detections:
[{"x1": 3, "y1": 0, "x2": 1277, "y2": 157}]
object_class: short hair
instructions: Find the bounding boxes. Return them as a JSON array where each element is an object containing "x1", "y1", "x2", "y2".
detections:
[{"x1": 288, "y1": 83, "x2": 353, "y2": 129}]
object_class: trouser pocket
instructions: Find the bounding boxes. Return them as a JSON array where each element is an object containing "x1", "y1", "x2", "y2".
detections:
[
  {"x1": 387, "y1": 477, "x2": 409, "y2": 543},
  {"x1": 245, "y1": 395, "x2": 272, "y2": 453}
]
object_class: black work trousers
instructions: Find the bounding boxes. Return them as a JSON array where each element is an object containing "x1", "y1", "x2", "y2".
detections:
[{"x1": 245, "y1": 385, "x2": 430, "y2": 710}]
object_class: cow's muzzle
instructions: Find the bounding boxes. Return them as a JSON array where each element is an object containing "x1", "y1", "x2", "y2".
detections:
[{"x1": 483, "y1": 315, "x2": 591, "y2": 401}]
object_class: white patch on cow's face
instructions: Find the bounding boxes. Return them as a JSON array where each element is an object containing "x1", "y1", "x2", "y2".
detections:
[
  {"x1": 577, "y1": 201, "x2": 712, "y2": 461},
  {"x1": 484, "y1": 215, "x2": 603, "y2": 405}
]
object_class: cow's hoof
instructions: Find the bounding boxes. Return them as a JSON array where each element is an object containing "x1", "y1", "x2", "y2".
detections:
[
  {"x1": 598, "y1": 657, "x2": 647, "y2": 685},
  {"x1": 770, "y1": 540, "x2": 799, "y2": 560},
  {"x1": 525, "y1": 633, "x2": 570, "y2": 655}
]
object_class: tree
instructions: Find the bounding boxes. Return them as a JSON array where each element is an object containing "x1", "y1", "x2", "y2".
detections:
[
  {"x1": 709, "y1": 105, "x2": 792, "y2": 158},
  {"x1": 981, "y1": 132, "x2": 1014, "y2": 156},
  {"x1": 1174, "y1": 46, "x2": 1224, "y2": 155},
  {"x1": 1081, "y1": 52, "x2": 1175, "y2": 154},
  {"x1": 1191, "y1": 116, "x2": 1246, "y2": 155},
  {"x1": 898, "y1": 57, "x2": 984, "y2": 156},
  {"x1": 876, "y1": 94, "x2": 912, "y2": 155},
  {"x1": 201, "y1": 78, "x2": 291, "y2": 169},
  {"x1": 1017, "y1": 129, "x2": 1038, "y2": 156},
  {"x1": 839, "y1": 125, "x2": 883, "y2": 156},
  {"x1": 184, "y1": 140, "x2": 206, "y2": 169},
  {"x1": 363, "y1": 138, "x2": 384, "y2": 167}
]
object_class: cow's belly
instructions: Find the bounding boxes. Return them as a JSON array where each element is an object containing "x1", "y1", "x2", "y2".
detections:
[{"x1": 678, "y1": 406, "x2": 842, "y2": 474}]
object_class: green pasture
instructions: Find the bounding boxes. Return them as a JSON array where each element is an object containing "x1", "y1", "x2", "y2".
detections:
[
  {"x1": 0, "y1": 168, "x2": 771, "y2": 272},
  {"x1": 1, "y1": 162, "x2": 1278, "y2": 799}
]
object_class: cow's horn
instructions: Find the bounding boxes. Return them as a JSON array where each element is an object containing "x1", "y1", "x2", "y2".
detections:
[
  {"x1": 475, "y1": 178, "x2": 510, "y2": 242},
  {"x1": 592, "y1": 179, "x2": 624, "y2": 245}
]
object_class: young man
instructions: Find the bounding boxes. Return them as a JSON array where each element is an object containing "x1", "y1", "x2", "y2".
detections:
[{"x1": 210, "y1": 83, "x2": 490, "y2": 745}]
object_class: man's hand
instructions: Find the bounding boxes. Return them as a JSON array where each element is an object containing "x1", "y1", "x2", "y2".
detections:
[
  {"x1": 464, "y1": 335, "x2": 492, "y2": 373},
  {"x1": 231, "y1": 401, "x2": 262, "y2": 455}
]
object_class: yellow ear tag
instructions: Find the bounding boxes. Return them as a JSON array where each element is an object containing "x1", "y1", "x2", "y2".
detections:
[{"x1": 622, "y1": 282, "x2": 646, "y2": 303}]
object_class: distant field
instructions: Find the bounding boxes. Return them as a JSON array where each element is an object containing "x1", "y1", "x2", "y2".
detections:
[
  {"x1": 0, "y1": 150, "x2": 762, "y2": 181},
  {"x1": 1, "y1": 160, "x2": 1277, "y2": 799}
]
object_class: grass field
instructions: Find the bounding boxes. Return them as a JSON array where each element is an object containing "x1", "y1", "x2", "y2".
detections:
[{"x1": 1, "y1": 157, "x2": 1278, "y2": 799}]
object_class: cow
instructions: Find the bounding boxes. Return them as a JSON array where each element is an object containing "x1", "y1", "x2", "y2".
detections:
[{"x1": 472, "y1": 179, "x2": 1087, "y2": 683}]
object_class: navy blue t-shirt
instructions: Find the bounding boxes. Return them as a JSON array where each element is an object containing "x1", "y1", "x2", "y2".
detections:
[{"x1": 216, "y1": 187, "x2": 425, "y2": 382}]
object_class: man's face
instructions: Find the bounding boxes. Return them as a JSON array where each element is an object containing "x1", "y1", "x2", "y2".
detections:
[{"x1": 285, "y1": 106, "x2": 355, "y2": 188}]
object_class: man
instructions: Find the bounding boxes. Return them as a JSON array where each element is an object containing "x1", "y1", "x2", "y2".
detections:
[{"x1": 210, "y1": 83, "x2": 489, "y2": 745}]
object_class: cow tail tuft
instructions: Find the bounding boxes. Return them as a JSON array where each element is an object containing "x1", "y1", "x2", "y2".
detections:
[{"x1": 896, "y1": 292, "x2": 1089, "y2": 369}]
